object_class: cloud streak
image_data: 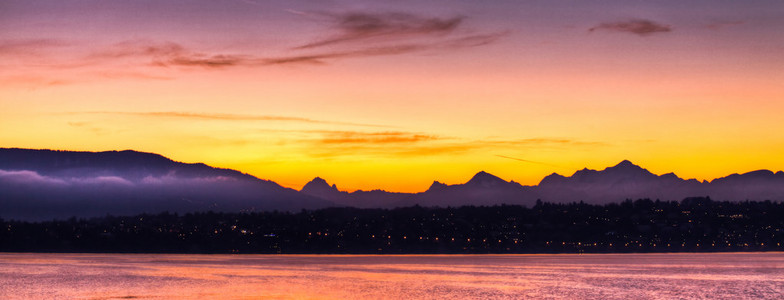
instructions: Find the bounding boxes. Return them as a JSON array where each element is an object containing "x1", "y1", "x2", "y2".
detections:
[
  {"x1": 494, "y1": 155, "x2": 558, "y2": 167},
  {"x1": 0, "y1": 170, "x2": 67, "y2": 185},
  {"x1": 263, "y1": 32, "x2": 505, "y2": 65},
  {"x1": 484, "y1": 138, "x2": 607, "y2": 148},
  {"x1": 317, "y1": 131, "x2": 438, "y2": 144},
  {"x1": 69, "y1": 111, "x2": 391, "y2": 128},
  {"x1": 0, "y1": 169, "x2": 244, "y2": 188},
  {"x1": 64, "y1": 11, "x2": 500, "y2": 69},
  {"x1": 589, "y1": 19, "x2": 672, "y2": 36},
  {"x1": 2, "y1": 11, "x2": 505, "y2": 86},
  {"x1": 293, "y1": 12, "x2": 464, "y2": 49},
  {"x1": 88, "y1": 40, "x2": 247, "y2": 69},
  {"x1": 706, "y1": 20, "x2": 745, "y2": 31},
  {"x1": 276, "y1": 11, "x2": 506, "y2": 65},
  {"x1": 299, "y1": 132, "x2": 603, "y2": 159},
  {"x1": 0, "y1": 39, "x2": 71, "y2": 56},
  {"x1": 276, "y1": 129, "x2": 466, "y2": 158},
  {"x1": 10, "y1": 29, "x2": 503, "y2": 73}
]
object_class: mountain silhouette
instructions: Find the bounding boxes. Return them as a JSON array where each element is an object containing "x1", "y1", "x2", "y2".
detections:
[
  {"x1": 309, "y1": 160, "x2": 784, "y2": 207},
  {"x1": 408, "y1": 171, "x2": 532, "y2": 207},
  {"x1": 708, "y1": 169, "x2": 784, "y2": 201},
  {"x1": 0, "y1": 148, "x2": 331, "y2": 220},
  {"x1": 541, "y1": 160, "x2": 657, "y2": 186},
  {"x1": 536, "y1": 160, "x2": 701, "y2": 203},
  {"x1": 465, "y1": 171, "x2": 513, "y2": 188},
  {"x1": 3, "y1": 148, "x2": 784, "y2": 220},
  {"x1": 300, "y1": 177, "x2": 411, "y2": 208},
  {"x1": 301, "y1": 177, "x2": 341, "y2": 197},
  {"x1": 426, "y1": 181, "x2": 448, "y2": 192}
]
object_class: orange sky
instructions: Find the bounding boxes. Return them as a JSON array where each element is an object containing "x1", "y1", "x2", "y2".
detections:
[{"x1": 2, "y1": 1, "x2": 783, "y2": 192}]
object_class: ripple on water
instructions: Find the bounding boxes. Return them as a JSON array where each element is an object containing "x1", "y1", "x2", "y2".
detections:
[{"x1": 0, "y1": 253, "x2": 783, "y2": 299}]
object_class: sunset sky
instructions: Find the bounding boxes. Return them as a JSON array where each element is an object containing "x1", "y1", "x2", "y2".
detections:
[{"x1": 2, "y1": 0, "x2": 783, "y2": 192}]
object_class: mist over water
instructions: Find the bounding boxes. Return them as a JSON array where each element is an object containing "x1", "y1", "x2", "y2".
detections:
[{"x1": 1, "y1": 253, "x2": 782, "y2": 299}]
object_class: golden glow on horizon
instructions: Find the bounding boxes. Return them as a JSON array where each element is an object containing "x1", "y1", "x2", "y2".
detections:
[{"x1": 1, "y1": 1, "x2": 783, "y2": 192}]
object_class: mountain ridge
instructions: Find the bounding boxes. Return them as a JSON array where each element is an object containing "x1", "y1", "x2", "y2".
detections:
[
  {"x1": 0, "y1": 148, "x2": 333, "y2": 220},
  {"x1": 3, "y1": 148, "x2": 784, "y2": 220},
  {"x1": 303, "y1": 159, "x2": 784, "y2": 207}
]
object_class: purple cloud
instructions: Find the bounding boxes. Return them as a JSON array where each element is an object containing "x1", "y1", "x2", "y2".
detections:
[
  {"x1": 706, "y1": 20, "x2": 745, "y2": 31},
  {"x1": 70, "y1": 176, "x2": 134, "y2": 186},
  {"x1": 68, "y1": 111, "x2": 390, "y2": 128},
  {"x1": 294, "y1": 12, "x2": 464, "y2": 49},
  {"x1": 141, "y1": 174, "x2": 237, "y2": 185},
  {"x1": 0, "y1": 39, "x2": 71, "y2": 56},
  {"x1": 90, "y1": 40, "x2": 246, "y2": 69},
  {"x1": 589, "y1": 19, "x2": 673, "y2": 36},
  {"x1": 0, "y1": 170, "x2": 67, "y2": 185},
  {"x1": 265, "y1": 32, "x2": 506, "y2": 65}
]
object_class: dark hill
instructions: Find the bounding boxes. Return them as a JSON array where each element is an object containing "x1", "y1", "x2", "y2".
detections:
[{"x1": 0, "y1": 148, "x2": 332, "y2": 220}]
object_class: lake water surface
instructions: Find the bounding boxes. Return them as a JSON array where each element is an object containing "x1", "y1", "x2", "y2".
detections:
[{"x1": 1, "y1": 253, "x2": 782, "y2": 299}]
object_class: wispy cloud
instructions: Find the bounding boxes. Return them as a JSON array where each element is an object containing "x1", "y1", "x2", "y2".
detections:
[
  {"x1": 485, "y1": 138, "x2": 607, "y2": 148},
  {"x1": 304, "y1": 142, "x2": 473, "y2": 159},
  {"x1": 70, "y1": 176, "x2": 134, "y2": 186},
  {"x1": 0, "y1": 169, "x2": 237, "y2": 187},
  {"x1": 263, "y1": 32, "x2": 505, "y2": 65},
  {"x1": 706, "y1": 20, "x2": 745, "y2": 31},
  {"x1": 0, "y1": 75, "x2": 73, "y2": 87},
  {"x1": 261, "y1": 46, "x2": 417, "y2": 65},
  {"x1": 93, "y1": 71, "x2": 174, "y2": 80},
  {"x1": 298, "y1": 132, "x2": 602, "y2": 159},
  {"x1": 67, "y1": 121, "x2": 115, "y2": 136},
  {"x1": 293, "y1": 12, "x2": 464, "y2": 49},
  {"x1": 589, "y1": 19, "x2": 672, "y2": 36},
  {"x1": 0, "y1": 38, "x2": 71, "y2": 56},
  {"x1": 0, "y1": 170, "x2": 67, "y2": 186},
  {"x1": 261, "y1": 10, "x2": 507, "y2": 66},
  {"x1": 1, "y1": 40, "x2": 208, "y2": 87},
  {"x1": 3, "y1": 11, "x2": 505, "y2": 86},
  {"x1": 68, "y1": 111, "x2": 391, "y2": 128},
  {"x1": 268, "y1": 129, "x2": 459, "y2": 158},
  {"x1": 494, "y1": 155, "x2": 558, "y2": 167},
  {"x1": 317, "y1": 131, "x2": 438, "y2": 144},
  {"x1": 6, "y1": 29, "x2": 503, "y2": 77},
  {"x1": 88, "y1": 40, "x2": 247, "y2": 69}
]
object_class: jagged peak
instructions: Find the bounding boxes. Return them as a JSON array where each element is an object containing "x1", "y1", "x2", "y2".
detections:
[
  {"x1": 572, "y1": 167, "x2": 596, "y2": 176},
  {"x1": 608, "y1": 160, "x2": 643, "y2": 170},
  {"x1": 309, "y1": 176, "x2": 328, "y2": 185},
  {"x1": 427, "y1": 180, "x2": 448, "y2": 192},
  {"x1": 660, "y1": 172, "x2": 680, "y2": 180},
  {"x1": 301, "y1": 177, "x2": 339, "y2": 193},
  {"x1": 466, "y1": 171, "x2": 507, "y2": 186},
  {"x1": 743, "y1": 170, "x2": 775, "y2": 177},
  {"x1": 538, "y1": 172, "x2": 567, "y2": 186},
  {"x1": 604, "y1": 160, "x2": 656, "y2": 177}
]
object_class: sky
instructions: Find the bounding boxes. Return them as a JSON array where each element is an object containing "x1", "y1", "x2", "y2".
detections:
[{"x1": 1, "y1": 0, "x2": 783, "y2": 192}]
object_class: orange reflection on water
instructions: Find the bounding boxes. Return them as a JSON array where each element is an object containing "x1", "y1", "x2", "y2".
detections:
[{"x1": 1, "y1": 253, "x2": 783, "y2": 299}]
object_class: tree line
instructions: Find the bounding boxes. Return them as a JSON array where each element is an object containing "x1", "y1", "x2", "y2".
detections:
[{"x1": 2, "y1": 197, "x2": 782, "y2": 254}]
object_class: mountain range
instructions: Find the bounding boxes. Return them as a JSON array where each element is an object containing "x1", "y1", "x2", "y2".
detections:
[
  {"x1": 0, "y1": 148, "x2": 329, "y2": 220},
  {"x1": 2, "y1": 148, "x2": 783, "y2": 220}
]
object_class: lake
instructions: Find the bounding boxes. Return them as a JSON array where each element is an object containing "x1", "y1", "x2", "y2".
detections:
[{"x1": 1, "y1": 253, "x2": 782, "y2": 299}]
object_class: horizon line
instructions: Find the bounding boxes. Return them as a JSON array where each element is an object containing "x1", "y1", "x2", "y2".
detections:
[{"x1": 2, "y1": 147, "x2": 783, "y2": 194}]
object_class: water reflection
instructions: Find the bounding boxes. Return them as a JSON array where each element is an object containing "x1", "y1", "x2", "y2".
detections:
[{"x1": 1, "y1": 253, "x2": 782, "y2": 299}]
